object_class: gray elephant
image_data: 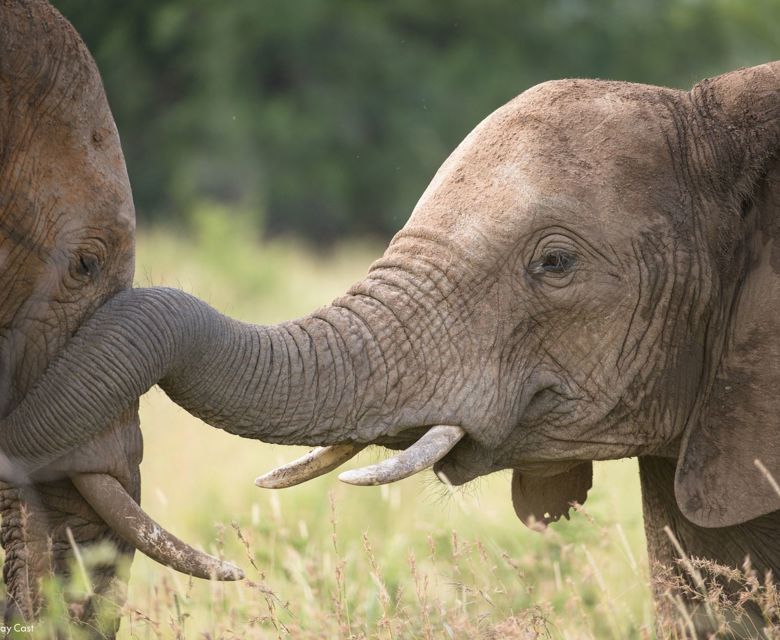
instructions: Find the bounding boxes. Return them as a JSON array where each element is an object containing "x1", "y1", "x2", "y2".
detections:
[
  {"x1": 2, "y1": 4, "x2": 779, "y2": 634},
  {"x1": 0, "y1": 0, "x2": 141, "y2": 632},
  {"x1": 0, "y1": 1, "x2": 242, "y2": 635}
]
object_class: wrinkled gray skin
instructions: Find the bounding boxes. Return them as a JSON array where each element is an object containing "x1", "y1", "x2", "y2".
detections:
[
  {"x1": 3, "y1": 25, "x2": 780, "y2": 635},
  {"x1": 0, "y1": 1, "x2": 140, "y2": 635}
]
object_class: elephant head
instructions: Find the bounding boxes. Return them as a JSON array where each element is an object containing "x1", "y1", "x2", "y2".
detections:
[
  {"x1": 2, "y1": 57, "x2": 780, "y2": 610},
  {"x1": 0, "y1": 1, "x2": 241, "y2": 632}
]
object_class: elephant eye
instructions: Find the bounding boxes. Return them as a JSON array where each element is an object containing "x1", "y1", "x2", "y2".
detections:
[
  {"x1": 72, "y1": 253, "x2": 101, "y2": 281},
  {"x1": 530, "y1": 250, "x2": 577, "y2": 276},
  {"x1": 79, "y1": 255, "x2": 98, "y2": 276}
]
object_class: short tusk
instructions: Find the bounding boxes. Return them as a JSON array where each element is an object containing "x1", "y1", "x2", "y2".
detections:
[
  {"x1": 338, "y1": 425, "x2": 465, "y2": 486},
  {"x1": 255, "y1": 443, "x2": 365, "y2": 489},
  {"x1": 72, "y1": 473, "x2": 244, "y2": 581}
]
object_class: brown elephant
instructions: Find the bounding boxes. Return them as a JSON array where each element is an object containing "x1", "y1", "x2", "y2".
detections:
[
  {"x1": 2, "y1": 2, "x2": 779, "y2": 635},
  {"x1": 0, "y1": 1, "x2": 241, "y2": 635}
]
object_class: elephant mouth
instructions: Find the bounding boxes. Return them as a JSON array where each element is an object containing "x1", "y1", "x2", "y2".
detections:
[{"x1": 254, "y1": 424, "x2": 468, "y2": 489}]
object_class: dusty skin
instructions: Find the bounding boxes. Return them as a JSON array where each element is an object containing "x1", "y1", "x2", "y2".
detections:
[{"x1": 2, "y1": 1, "x2": 780, "y2": 637}]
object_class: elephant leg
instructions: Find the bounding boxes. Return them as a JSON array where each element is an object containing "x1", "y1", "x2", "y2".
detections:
[
  {"x1": 0, "y1": 478, "x2": 137, "y2": 638},
  {"x1": 0, "y1": 411, "x2": 143, "y2": 637},
  {"x1": 639, "y1": 456, "x2": 778, "y2": 638}
]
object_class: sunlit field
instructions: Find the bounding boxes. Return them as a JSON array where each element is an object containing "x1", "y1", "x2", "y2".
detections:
[{"x1": 103, "y1": 208, "x2": 656, "y2": 639}]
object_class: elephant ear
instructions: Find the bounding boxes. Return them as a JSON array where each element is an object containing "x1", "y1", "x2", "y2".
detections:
[
  {"x1": 511, "y1": 462, "x2": 592, "y2": 530},
  {"x1": 676, "y1": 62, "x2": 780, "y2": 528}
]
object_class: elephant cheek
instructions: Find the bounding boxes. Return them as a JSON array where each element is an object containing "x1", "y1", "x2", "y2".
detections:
[{"x1": 511, "y1": 462, "x2": 592, "y2": 530}]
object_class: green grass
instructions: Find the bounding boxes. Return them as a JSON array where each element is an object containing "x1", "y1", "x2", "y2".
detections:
[{"x1": 109, "y1": 211, "x2": 656, "y2": 638}]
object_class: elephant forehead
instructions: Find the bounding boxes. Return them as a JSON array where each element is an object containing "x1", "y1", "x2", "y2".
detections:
[
  {"x1": 410, "y1": 79, "x2": 683, "y2": 237},
  {"x1": 0, "y1": 0, "x2": 135, "y2": 240},
  {"x1": 37, "y1": 112, "x2": 135, "y2": 235},
  {"x1": 0, "y1": 114, "x2": 135, "y2": 289}
]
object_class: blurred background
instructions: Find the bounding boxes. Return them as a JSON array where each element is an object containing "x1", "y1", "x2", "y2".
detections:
[
  {"x1": 43, "y1": 2, "x2": 780, "y2": 638},
  {"x1": 56, "y1": 0, "x2": 780, "y2": 245}
]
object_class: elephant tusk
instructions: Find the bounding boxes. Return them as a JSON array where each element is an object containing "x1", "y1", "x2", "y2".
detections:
[
  {"x1": 255, "y1": 443, "x2": 365, "y2": 489},
  {"x1": 338, "y1": 425, "x2": 465, "y2": 486},
  {"x1": 72, "y1": 473, "x2": 244, "y2": 581}
]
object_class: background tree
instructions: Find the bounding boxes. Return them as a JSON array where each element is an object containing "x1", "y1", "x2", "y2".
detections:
[{"x1": 54, "y1": 0, "x2": 780, "y2": 243}]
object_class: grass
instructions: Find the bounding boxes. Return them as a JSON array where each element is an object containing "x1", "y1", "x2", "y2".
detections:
[
  {"x1": 122, "y1": 403, "x2": 653, "y2": 639},
  {"x1": 111, "y1": 210, "x2": 655, "y2": 639}
]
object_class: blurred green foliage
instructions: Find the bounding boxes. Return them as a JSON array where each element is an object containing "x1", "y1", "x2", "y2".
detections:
[{"x1": 54, "y1": 0, "x2": 780, "y2": 243}]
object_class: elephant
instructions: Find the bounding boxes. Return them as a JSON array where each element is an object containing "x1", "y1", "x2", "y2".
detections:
[
  {"x1": 0, "y1": 1, "x2": 243, "y2": 635},
  {"x1": 2, "y1": 3, "x2": 780, "y2": 635}
]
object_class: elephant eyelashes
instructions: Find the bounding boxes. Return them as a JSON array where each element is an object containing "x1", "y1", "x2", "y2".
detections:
[{"x1": 530, "y1": 250, "x2": 577, "y2": 276}]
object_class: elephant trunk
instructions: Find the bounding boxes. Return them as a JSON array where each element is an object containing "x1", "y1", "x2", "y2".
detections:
[
  {"x1": 0, "y1": 285, "x2": 416, "y2": 583},
  {"x1": 0, "y1": 267, "x2": 471, "y2": 579},
  {"x1": 0, "y1": 286, "x2": 403, "y2": 469}
]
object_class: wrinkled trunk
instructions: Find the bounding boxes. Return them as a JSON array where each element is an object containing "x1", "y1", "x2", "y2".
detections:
[
  {"x1": 1, "y1": 285, "x2": 416, "y2": 471},
  {"x1": 0, "y1": 251, "x2": 467, "y2": 599}
]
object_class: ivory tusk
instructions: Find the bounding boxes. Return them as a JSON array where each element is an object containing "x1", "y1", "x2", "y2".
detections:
[
  {"x1": 72, "y1": 473, "x2": 244, "y2": 581},
  {"x1": 338, "y1": 425, "x2": 465, "y2": 486},
  {"x1": 255, "y1": 443, "x2": 365, "y2": 489}
]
